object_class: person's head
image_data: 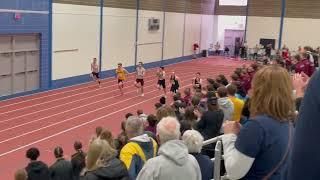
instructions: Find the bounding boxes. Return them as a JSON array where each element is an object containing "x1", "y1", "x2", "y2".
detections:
[
  {"x1": 171, "y1": 71, "x2": 176, "y2": 76},
  {"x1": 217, "y1": 86, "x2": 228, "y2": 98},
  {"x1": 207, "y1": 84, "x2": 215, "y2": 92},
  {"x1": 182, "y1": 130, "x2": 204, "y2": 153},
  {"x1": 26, "y1": 147, "x2": 40, "y2": 161},
  {"x1": 191, "y1": 95, "x2": 201, "y2": 107},
  {"x1": 93, "y1": 58, "x2": 97, "y2": 64},
  {"x1": 184, "y1": 106, "x2": 197, "y2": 121},
  {"x1": 227, "y1": 84, "x2": 237, "y2": 96},
  {"x1": 156, "y1": 105, "x2": 176, "y2": 121},
  {"x1": 179, "y1": 120, "x2": 192, "y2": 136},
  {"x1": 95, "y1": 126, "x2": 103, "y2": 138},
  {"x1": 86, "y1": 139, "x2": 116, "y2": 171},
  {"x1": 173, "y1": 94, "x2": 181, "y2": 102},
  {"x1": 137, "y1": 109, "x2": 144, "y2": 116},
  {"x1": 100, "y1": 129, "x2": 115, "y2": 148},
  {"x1": 54, "y1": 146, "x2": 64, "y2": 159},
  {"x1": 293, "y1": 54, "x2": 301, "y2": 63},
  {"x1": 250, "y1": 65, "x2": 294, "y2": 121},
  {"x1": 195, "y1": 72, "x2": 201, "y2": 78},
  {"x1": 157, "y1": 117, "x2": 181, "y2": 145},
  {"x1": 160, "y1": 96, "x2": 166, "y2": 105},
  {"x1": 147, "y1": 114, "x2": 158, "y2": 127},
  {"x1": 207, "y1": 97, "x2": 219, "y2": 111},
  {"x1": 125, "y1": 113, "x2": 133, "y2": 120},
  {"x1": 184, "y1": 88, "x2": 191, "y2": 96},
  {"x1": 125, "y1": 116, "x2": 144, "y2": 139},
  {"x1": 74, "y1": 141, "x2": 83, "y2": 151},
  {"x1": 117, "y1": 63, "x2": 123, "y2": 68},
  {"x1": 14, "y1": 169, "x2": 27, "y2": 180},
  {"x1": 138, "y1": 61, "x2": 143, "y2": 67},
  {"x1": 160, "y1": 66, "x2": 164, "y2": 71},
  {"x1": 154, "y1": 102, "x2": 163, "y2": 110},
  {"x1": 231, "y1": 73, "x2": 239, "y2": 82}
]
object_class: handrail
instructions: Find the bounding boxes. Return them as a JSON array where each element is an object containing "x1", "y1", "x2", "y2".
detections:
[{"x1": 203, "y1": 135, "x2": 223, "y2": 146}]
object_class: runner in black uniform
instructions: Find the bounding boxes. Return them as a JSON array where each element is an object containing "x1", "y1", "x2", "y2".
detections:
[
  {"x1": 193, "y1": 72, "x2": 203, "y2": 91},
  {"x1": 170, "y1": 72, "x2": 180, "y2": 94}
]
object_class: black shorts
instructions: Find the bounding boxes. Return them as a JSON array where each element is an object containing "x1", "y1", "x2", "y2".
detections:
[
  {"x1": 158, "y1": 79, "x2": 166, "y2": 88},
  {"x1": 118, "y1": 79, "x2": 124, "y2": 83},
  {"x1": 136, "y1": 79, "x2": 144, "y2": 86},
  {"x1": 92, "y1": 72, "x2": 99, "y2": 78}
]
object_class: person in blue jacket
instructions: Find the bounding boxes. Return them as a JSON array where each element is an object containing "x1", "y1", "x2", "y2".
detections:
[{"x1": 288, "y1": 70, "x2": 320, "y2": 179}]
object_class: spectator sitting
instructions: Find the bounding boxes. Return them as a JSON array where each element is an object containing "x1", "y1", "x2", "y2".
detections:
[
  {"x1": 240, "y1": 98, "x2": 251, "y2": 125},
  {"x1": 100, "y1": 129, "x2": 116, "y2": 149},
  {"x1": 115, "y1": 120, "x2": 128, "y2": 152},
  {"x1": 90, "y1": 126, "x2": 104, "y2": 144},
  {"x1": 14, "y1": 169, "x2": 27, "y2": 180},
  {"x1": 182, "y1": 130, "x2": 213, "y2": 180},
  {"x1": 217, "y1": 74, "x2": 229, "y2": 86},
  {"x1": 194, "y1": 97, "x2": 224, "y2": 158},
  {"x1": 156, "y1": 105, "x2": 176, "y2": 121},
  {"x1": 71, "y1": 141, "x2": 86, "y2": 180},
  {"x1": 120, "y1": 116, "x2": 158, "y2": 179},
  {"x1": 180, "y1": 120, "x2": 193, "y2": 136},
  {"x1": 137, "y1": 109, "x2": 148, "y2": 122},
  {"x1": 160, "y1": 96, "x2": 166, "y2": 105},
  {"x1": 172, "y1": 102, "x2": 184, "y2": 121},
  {"x1": 217, "y1": 86, "x2": 234, "y2": 123},
  {"x1": 227, "y1": 84, "x2": 245, "y2": 122},
  {"x1": 154, "y1": 102, "x2": 163, "y2": 110},
  {"x1": 184, "y1": 106, "x2": 198, "y2": 127},
  {"x1": 81, "y1": 139, "x2": 129, "y2": 180},
  {"x1": 191, "y1": 95, "x2": 201, "y2": 107},
  {"x1": 145, "y1": 114, "x2": 157, "y2": 135},
  {"x1": 222, "y1": 65, "x2": 294, "y2": 179},
  {"x1": 137, "y1": 117, "x2": 201, "y2": 180},
  {"x1": 182, "y1": 88, "x2": 192, "y2": 106},
  {"x1": 25, "y1": 147, "x2": 50, "y2": 180},
  {"x1": 49, "y1": 146, "x2": 73, "y2": 180}
]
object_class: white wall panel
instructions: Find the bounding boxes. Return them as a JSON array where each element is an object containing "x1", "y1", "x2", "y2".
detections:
[
  {"x1": 163, "y1": 12, "x2": 184, "y2": 59},
  {"x1": 137, "y1": 10, "x2": 164, "y2": 63},
  {"x1": 246, "y1": 16, "x2": 280, "y2": 48},
  {"x1": 52, "y1": 3, "x2": 100, "y2": 80},
  {"x1": 283, "y1": 18, "x2": 320, "y2": 50},
  {"x1": 200, "y1": 14, "x2": 214, "y2": 50},
  {"x1": 184, "y1": 14, "x2": 201, "y2": 56},
  {"x1": 102, "y1": 7, "x2": 136, "y2": 70}
]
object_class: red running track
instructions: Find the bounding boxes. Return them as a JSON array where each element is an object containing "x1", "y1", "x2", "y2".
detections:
[{"x1": 0, "y1": 57, "x2": 251, "y2": 179}]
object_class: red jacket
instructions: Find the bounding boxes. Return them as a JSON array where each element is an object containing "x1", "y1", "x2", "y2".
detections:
[{"x1": 295, "y1": 59, "x2": 315, "y2": 77}]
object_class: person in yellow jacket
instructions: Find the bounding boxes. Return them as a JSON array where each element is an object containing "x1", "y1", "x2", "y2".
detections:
[
  {"x1": 116, "y1": 63, "x2": 129, "y2": 95},
  {"x1": 227, "y1": 84, "x2": 245, "y2": 122},
  {"x1": 120, "y1": 116, "x2": 158, "y2": 179}
]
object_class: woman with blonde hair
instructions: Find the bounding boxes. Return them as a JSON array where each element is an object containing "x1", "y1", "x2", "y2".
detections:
[
  {"x1": 14, "y1": 169, "x2": 27, "y2": 180},
  {"x1": 81, "y1": 139, "x2": 129, "y2": 180},
  {"x1": 222, "y1": 65, "x2": 294, "y2": 180},
  {"x1": 99, "y1": 129, "x2": 116, "y2": 149}
]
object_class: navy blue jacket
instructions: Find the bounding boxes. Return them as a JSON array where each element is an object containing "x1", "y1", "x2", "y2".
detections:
[{"x1": 288, "y1": 70, "x2": 320, "y2": 179}]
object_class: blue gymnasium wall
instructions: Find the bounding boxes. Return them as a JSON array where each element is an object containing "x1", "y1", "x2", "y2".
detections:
[{"x1": 0, "y1": 0, "x2": 51, "y2": 89}]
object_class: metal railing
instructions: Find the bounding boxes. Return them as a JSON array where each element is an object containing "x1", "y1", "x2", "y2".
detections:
[{"x1": 203, "y1": 135, "x2": 228, "y2": 180}]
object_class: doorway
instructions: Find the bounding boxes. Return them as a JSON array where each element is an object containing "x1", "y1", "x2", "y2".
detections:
[{"x1": 224, "y1": 29, "x2": 245, "y2": 56}]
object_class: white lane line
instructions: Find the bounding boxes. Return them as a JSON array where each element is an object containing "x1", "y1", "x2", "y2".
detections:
[
  {"x1": 0, "y1": 82, "x2": 194, "y2": 157},
  {"x1": 0, "y1": 73, "x2": 196, "y2": 132},
  {"x1": 0, "y1": 71, "x2": 197, "y2": 123},
  {"x1": 0, "y1": 58, "x2": 198, "y2": 107},
  {"x1": 0, "y1": 74, "x2": 198, "y2": 142},
  {"x1": 0, "y1": 66, "x2": 207, "y2": 115}
]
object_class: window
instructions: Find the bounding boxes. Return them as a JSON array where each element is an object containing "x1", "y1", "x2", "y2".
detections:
[{"x1": 219, "y1": 0, "x2": 247, "y2": 6}]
